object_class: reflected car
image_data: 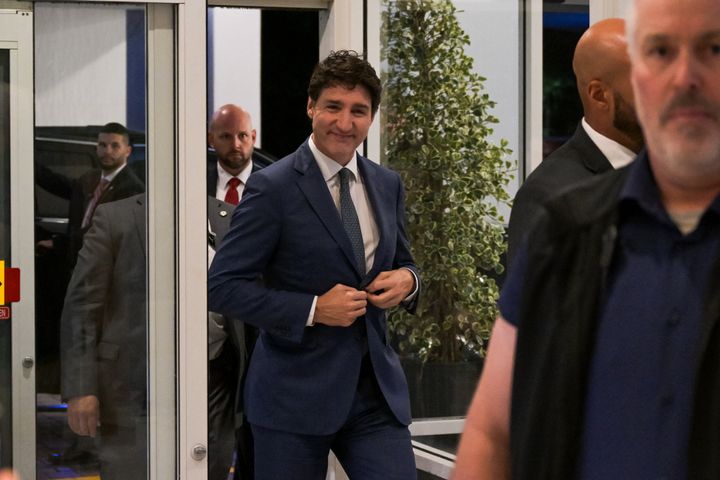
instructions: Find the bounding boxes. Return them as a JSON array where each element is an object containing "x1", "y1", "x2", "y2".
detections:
[{"x1": 35, "y1": 125, "x2": 276, "y2": 234}]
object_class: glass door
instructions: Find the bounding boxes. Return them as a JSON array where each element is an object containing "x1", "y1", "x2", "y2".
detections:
[
  {"x1": 33, "y1": 5, "x2": 150, "y2": 478},
  {"x1": 0, "y1": 6, "x2": 36, "y2": 478},
  {"x1": 32, "y1": 3, "x2": 177, "y2": 479},
  {"x1": 0, "y1": 42, "x2": 11, "y2": 475},
  {"x1": 2, "y1": 3, "x2": 178, "y2": 478}
]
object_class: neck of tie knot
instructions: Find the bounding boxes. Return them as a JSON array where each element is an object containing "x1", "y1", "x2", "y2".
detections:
[
  {"x1": 224, "y1": 177, "x2": 242, "y2": 205},
  {"x1": 81, "y1": 178, "x2": 111, "y2": 229},
  {"x1": 339, "y1": 168, "x2": 352, "y2": 195}
]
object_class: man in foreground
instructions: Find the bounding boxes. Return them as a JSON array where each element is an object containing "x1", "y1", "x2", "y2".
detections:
[{"x1": 453, "y1": 0, "x2": 720, "y2": 478}]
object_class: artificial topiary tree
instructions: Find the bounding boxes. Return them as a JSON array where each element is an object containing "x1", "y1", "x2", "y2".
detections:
[{"x1": 382, "y1": 0, "x2": 514, "y2": 363}]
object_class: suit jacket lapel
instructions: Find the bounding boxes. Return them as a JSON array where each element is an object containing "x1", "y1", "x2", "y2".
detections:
[
  {"x1": 294, "y1": 143, "x2": 365, "y2": 278},
  {"x1": 208, "y1": 197, "x2": 234, "y2": 244},
  {"x1": 104, "y1": 166, "x2": 130, "y2": 200},
  {"x1": 575, "y1": 124, "x2": 614, "y2": 174}
]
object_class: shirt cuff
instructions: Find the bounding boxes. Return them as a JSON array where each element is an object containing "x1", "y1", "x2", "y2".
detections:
[
  {"x1": 307, "y1": 295, "x2": 318, "y2": 326},
  {"x1": 401, "y1": 267, "x2": 419, "y2": 302}
]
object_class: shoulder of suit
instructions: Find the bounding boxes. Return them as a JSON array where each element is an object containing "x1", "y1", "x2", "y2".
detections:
[
  {"x1": 94, "y1": 192, "x2": 145, "y2": 216},
  {"x1": 116, "y1": 165, "x2": 143, "y2": 182},
  {"x1": 110, "y1": 192, "x2": 145, "y2": 207},
  {"x1": 543, "y1": 167, "x2": 628, "y2": 228},
  {"x1": 520, "y1": 134, "x2": 598, "y2": 192}
]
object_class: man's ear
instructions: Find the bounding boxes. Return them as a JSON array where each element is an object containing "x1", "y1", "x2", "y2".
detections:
[
  {"x1": 307, "y1": 97, "x2": 315, "y2": 119},
  {"x1": 588, "y1": 79, "x2": 610, "y2": 111},
  {"x1": 207, "y1": 131, "x2": 214, "y2": 148}
]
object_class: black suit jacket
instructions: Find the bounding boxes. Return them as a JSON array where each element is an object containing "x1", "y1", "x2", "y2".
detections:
[
  {"x1": 207, "y1": 196, "x2": 256, "y2": 429},
  {"x1": 207, "y1": 178, "x2": 259, "y2": 480},
  {"x1": 506, "y1": 123, "x2": 613, "y2": 267},
  {"x1": 66, "y1": 165, "x2": 145, "y2": 269}
]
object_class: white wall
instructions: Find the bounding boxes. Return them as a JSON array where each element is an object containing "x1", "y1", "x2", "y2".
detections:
[
  {"x1": 35, "y1": 4, "x2": 130, "y2": 126},
  {"x1": 455, "y1": 0, "x2": 521, "y2": 219},
  {"x1": 591, "y1": 0, "x2": 633, "y2": 23},
  {"x1": 209, "y1": 8, "x2": 262, "y2": 146}
]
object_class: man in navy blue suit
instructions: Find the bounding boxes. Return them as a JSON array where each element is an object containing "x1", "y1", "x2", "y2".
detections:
[{"x1": 209, "y1": 50, "x2": 420, "y2": 479}]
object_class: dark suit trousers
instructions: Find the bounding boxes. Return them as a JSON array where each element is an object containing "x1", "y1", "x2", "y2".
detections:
[
  {"x1": 251, "y1": 357, "x2": 415, "y2": 480},
  {"x1": 209, "y1": 341, "x2": 254, "y2": 480}
]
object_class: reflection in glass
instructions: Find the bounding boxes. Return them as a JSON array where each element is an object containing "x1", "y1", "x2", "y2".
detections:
[
  {"x1": 0, "y1": 48, "x2": 13, "y2": 469},
  {"x1": 542, "y1": 5, "x2": 588, "y2": 157},
  {"x1": 33, "y1": 4, "x2": 148, "y2": 479},
  {"x1": 60, "y1": 193, "x2": 147, "y2": 479}
]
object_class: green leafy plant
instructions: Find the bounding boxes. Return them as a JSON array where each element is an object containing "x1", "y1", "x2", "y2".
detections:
[{"x1": 382, "y1": 0, "x2": 514, "y2": 363}]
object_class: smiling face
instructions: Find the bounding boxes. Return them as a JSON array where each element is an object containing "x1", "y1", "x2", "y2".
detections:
[
  {"x1": 307, "y1": 84, "x2": 374, "y2": 166},
  {"x1": 630, "y1": 0, "x2": 720, "y2": 189}
]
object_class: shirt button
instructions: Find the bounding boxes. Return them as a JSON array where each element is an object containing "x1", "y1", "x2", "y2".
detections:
[
  {"x1": 667, "y1": 312, "x2": 681, "y2": 327},
  {"x1": 661, "y1": 394, "x2": 675, "y2": 406}
]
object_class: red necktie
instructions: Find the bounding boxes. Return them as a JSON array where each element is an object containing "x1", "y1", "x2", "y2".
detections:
[
  {"x1": 81, "y1": 178, "x2": 110, "y2": 229},
  {"x1": 224, "y1": 177, "x2": 241, "y2": 206}
]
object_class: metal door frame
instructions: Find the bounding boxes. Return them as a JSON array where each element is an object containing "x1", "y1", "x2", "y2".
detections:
[{"x1": 0, "y1": 7, "x2": 35, "y2": 477}]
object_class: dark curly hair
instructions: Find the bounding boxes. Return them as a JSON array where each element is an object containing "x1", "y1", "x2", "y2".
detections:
[{"x1": 307, "y1": 50, "x2": 382, "y2": 116}]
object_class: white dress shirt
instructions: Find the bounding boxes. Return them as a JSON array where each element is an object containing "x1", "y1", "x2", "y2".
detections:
[
  {"x1": 305, "y1": 136, "x2": 417, "y2": 326},
  {"x1": 581, "y1": 117, "x2": 637, "y2": 170},
  {"x1": 309, "y1": 136, "x2": 380, "y2": 273},
  {"x1": 215, "y1": 159, "x2": 254, "y2": 201},
  {"x1": 102, "y1": 163, "x2": 127, "y2": 183}
]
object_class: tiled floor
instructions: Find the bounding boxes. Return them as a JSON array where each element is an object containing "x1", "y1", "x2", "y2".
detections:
[{"x1": 36, "y1": 394, "x2": 99, "y2": 480}]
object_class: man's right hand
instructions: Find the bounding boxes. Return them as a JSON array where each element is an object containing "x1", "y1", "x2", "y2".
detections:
[
  {"x1": 67, "y1": 395, "x2": 100, "y2": 437},
  {"x1": 313, "y1": 284, "x2": 367, "y2": 327},
  {"x1": 36, "y1": 239, "x2": 54, "y2": 253}
]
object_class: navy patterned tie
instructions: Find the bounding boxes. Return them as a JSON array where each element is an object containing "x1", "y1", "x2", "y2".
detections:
[{"x1": 339, "y1": 168, "x2": 366, "y2": 276}]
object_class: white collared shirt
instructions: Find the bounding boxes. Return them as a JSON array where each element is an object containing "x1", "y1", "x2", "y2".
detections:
[
  {"x1": 309, "y1": 136, "x2": 380, "y2": 273},
  {"x1": 215, "y1": 159, "x2": 254, "y2": 201},
  {"x1": 581, "y1": 117, "x2": 637, "y2": 169},
  {"x1": 101, "y1": 163, "x2": 127, "y2": 183},
  {"x1": 305, "y1": 136, "x2": 417, "y2": 326}
]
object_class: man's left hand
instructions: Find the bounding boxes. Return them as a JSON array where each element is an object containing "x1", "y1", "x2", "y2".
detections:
[{"x1": 366, "y1": 269, "x2": 415, "y2": 309}]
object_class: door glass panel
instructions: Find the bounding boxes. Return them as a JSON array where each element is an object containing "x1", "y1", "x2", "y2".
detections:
[
  {"x1": 0, "y1": 47, "x2": 12, "y2": 470},
  {"x1": 34, "y1": 4, "x2": 148, "y2": 479},
  {"x1": 205, "y1": 7, "x2": 317, "y2": 478},
  {"x1": 543, "y1": 1, "x2": 588, "y2": 157}
]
